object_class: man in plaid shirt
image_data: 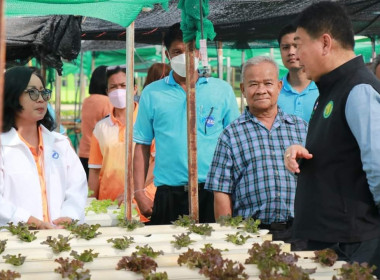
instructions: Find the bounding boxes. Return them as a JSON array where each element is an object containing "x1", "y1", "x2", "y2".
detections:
[{"x1": 205, "y1": 56, "x2": 307, "y2": 249}]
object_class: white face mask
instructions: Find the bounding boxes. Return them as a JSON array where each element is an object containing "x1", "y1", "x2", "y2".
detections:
[
  {"x1": 170, "y1": 53, "x2": 200, "y2": 77},
  {"x1": 108, "y1": 88, "x2": 126, "y2": 109}
]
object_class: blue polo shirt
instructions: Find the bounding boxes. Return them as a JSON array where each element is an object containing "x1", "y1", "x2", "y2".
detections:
[
  {"x1": 133, "y1": 71, "x2": 239, "y2": 187},
  {"x1": 278, "y1": 73, "x2": 319, "y2": 122}
]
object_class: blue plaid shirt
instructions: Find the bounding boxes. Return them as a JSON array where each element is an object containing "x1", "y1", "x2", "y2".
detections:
[{"x1": 205, "y1": 107, "x2": 307, "y2": 224}]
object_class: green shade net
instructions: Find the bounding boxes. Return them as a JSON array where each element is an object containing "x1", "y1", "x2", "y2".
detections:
[
  {"x1": 59, "y1": 36, "x2": 379, "y2": 79},
  {"x1": 61, "y1": 47, "x2": 163, "y2": 77},
  {"x1": 178, "y1": 0, "x2": 216, "y2": 48},
  {"x1": 5, "y1": 0, "x2": 168, "y2": 27}
]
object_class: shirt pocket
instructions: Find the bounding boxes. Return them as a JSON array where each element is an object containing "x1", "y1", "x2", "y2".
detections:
[{"x1": 197, "y1": 105, "x2": 222, "y2": 136}]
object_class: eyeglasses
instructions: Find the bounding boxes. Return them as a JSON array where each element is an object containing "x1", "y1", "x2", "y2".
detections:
[{"x1": 24, "y1": 88, "x2": 52, "y2": 101}]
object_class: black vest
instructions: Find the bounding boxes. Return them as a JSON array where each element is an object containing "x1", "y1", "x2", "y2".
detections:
[{"x1": 294, "y1": 56, "x2": 380, "y2": 242}]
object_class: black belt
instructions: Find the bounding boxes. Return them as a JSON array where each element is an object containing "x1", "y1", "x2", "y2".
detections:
[
  {"x1": 259, "y1": 219, "x2": 293, "y2": 231},
  {"x1": 158, "y1": 183, "x2": 205, "y2": 192}
]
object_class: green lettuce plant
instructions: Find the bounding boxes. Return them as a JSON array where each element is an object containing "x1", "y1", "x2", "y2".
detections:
[
  {"x1": 70, "y1": 249, "x2": 99, "y2": 262},
  {"x1": 3, "y1": 254, "x2": 26, "y2": 266},
  {"x1": 107, "y1": 236, "x2": 134, "y2": 250},
  {"x1": 41, "y1": 235, "x2": 73, "y2": 254}
]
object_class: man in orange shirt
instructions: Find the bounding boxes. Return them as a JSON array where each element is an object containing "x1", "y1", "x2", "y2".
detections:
[{"x1": 88, "y1": 66, "x2": 155, "y2": 222}]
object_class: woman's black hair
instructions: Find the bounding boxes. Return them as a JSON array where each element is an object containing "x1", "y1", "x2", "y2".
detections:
[
  {"x1": 3, "y1": 66, "x2": 56, "y2": 132},
  {"x1": 89, "y1": 65, "x2": 107, "y2": 96}
]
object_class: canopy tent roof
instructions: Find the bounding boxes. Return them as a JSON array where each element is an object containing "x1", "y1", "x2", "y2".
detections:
[
  {"x1": 61, "y1": 37, "x2": 380, "y2": 79},
  {"x1": 5, "y1": 0, "x2": 380, "y2": 71},
  {"x1": 5, "y1": 0, "x2": 169, "y2": 27},
  {"x1": 77, "y1": 0, "x2": 380, "y2": 45},
  {"x1": 7, "y1": 0, "x2": 380, "y2": 45},
  {"x1": 5, "y1": 0, "x2": 169, "y2": 72}
]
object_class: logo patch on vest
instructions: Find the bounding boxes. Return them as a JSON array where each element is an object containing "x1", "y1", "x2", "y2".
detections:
[{"x1": 323, "y1": 101, "x2": 334, "y2": 119}]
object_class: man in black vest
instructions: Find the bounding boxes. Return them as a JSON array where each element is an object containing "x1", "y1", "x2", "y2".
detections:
[{"x1": 284, "y1": 1, "x2": 380, "y2": 276}]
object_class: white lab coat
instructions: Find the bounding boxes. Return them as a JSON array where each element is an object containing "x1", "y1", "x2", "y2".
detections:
[{"x1": 0, "y1": 125, "x2": 88, "y2": 226}]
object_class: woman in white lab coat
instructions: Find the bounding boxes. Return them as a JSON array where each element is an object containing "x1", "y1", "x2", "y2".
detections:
[{"x1": 0, "y1": 66, "x2": 87, "y2": 229}]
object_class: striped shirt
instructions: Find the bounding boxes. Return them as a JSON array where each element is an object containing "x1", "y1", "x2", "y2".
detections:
[{"x1": 205, "y1": 107, "x2": 307, "y2": 224}]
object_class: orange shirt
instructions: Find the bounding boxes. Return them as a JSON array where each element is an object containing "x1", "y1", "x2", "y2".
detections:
[
  {"x1": 18, "y1": 126, "x2": 49, "y2": 222},
  {"x1": 79, "y1": 94, "x2": 113, "y2": 158},
  {"x1": 88, "y1": 104, "x2": 156, "y2": 222}
]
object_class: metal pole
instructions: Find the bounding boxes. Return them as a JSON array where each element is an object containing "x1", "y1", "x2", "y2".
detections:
[
  {"x1": 79, "y1": 52, "x2": 86, "y2": 118},
  {"x1": 371, "y1": 36, "x2": 376, "y2": 60},
  {"x1": 124, "y1": 22, "x2": 135, "y2": 221},
  {"x1": 199, "y1": 0, "x2": 204, "y2": 39},
  {"x1": 40, "y1": 63, "x2": 46, "y2": 85},
  {"x1": 55, "y1": 71, "x2": 62, "y2": 133},
  {"x1": 240, "y1": 50, "x2": 245, "y2": 113},
  {"x1": 91, "y1": 51, "x2": 96, "y2": 73},
  {"x1": 217, "y1": 41, "x2": 223, "y2": 80},
  {"x1": 226, "y1": 57, "x2": 231, "y2": 85},
  {"x1": 231, "y1": 66, "x2": 236, "y2": 101},
  {"x1": 185, "y1": 40, "x2": 199, "y2": 223},
  {"x1": 161, "y1": 37, "x2": 165, "y2": 63},
  {"x1": 0, "y1": 0, "x2": 5, "y2": 134}
]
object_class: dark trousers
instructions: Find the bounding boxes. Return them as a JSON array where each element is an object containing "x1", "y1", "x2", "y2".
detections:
[
  {"x1": 79, "y1": 157, "x2": 89, "y2": 180},
  {"x1": 307, "y1": 238, "x2": 380, "y2": 278},
  {"x1": 259, "y1": 220, "x2": 307, "y2": 251},
  {"x1": 149, "y1": 183, "x2": 215, "y2": 225}
]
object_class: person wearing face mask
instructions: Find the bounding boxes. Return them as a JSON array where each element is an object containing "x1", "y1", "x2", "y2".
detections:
[
  {"x1": 133, "y1": 23, "x2": 240, "y2": 225},
  {"x1": 88, "y1": 66, "x2": 155, "y2": 222}
]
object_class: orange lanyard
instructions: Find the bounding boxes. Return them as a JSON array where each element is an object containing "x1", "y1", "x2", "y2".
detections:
[{"x1": 18, "y1": 127, "x2": 50, "y2": 222}]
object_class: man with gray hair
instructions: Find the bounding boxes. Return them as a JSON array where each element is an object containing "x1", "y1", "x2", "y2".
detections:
[{"x1": 205, "y1": 56, "x2": 307, "y2": 249}]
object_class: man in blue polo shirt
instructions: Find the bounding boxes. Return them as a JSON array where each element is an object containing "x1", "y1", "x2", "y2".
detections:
[
  {"x1": 133, "y1": 23, "x2": 239, "y2": 225},
  {"x1": 277, "y1": 24, "x2": 319, "y2": 122}
]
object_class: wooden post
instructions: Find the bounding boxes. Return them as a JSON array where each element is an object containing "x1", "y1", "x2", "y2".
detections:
[
  {"x1": 0, "y1": 0, "x2": 5, "y2": 135},
  {"x1": 185, "y1": 40, "x2": 199, "y2": 222},
  {"x1": 217, "y1": 41, "x2": 223, "y2": 80},
  {"x1": 124, "y1": 22, "x2": 135, "y2": 221},
  {"x1": 54, "y1": 71, "x2": 62, "y2": 133}
]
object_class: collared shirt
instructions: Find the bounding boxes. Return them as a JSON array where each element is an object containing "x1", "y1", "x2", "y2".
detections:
[
  {"x1": 346, "y1": 84, "x2": 380, "y2": 206},
  {"x1": 133, "y1": 70, "x2": 239, "y2": 186},
  {"x1": 205, "y1": 108, "x2": 307, "y2": 224},
  {"x1": 88, "y1": 104, "x2": 156, "y2": 222},
  {"x1": 89, "y1": 105, "x2": 138, "y2": 200},
  {"x1": 278, "y1": 73, "x2": 319, "y2": 122}
]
